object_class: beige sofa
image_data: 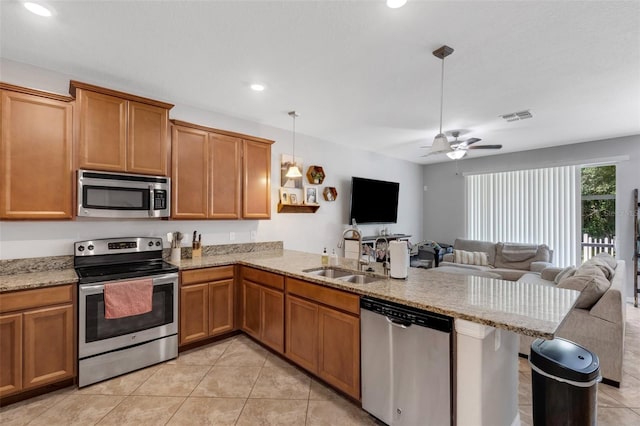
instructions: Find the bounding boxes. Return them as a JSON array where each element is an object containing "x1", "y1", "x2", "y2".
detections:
[
  {"x1": 518, "y1": 257, "x2": 626, "y2": 386},
  {"x1": 440, "y1": 238, "x2": 553, "y2": 281}
]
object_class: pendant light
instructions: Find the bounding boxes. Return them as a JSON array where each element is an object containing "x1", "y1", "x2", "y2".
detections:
[
  {"x1": 285, "y1": 111, "x2": 302, "y2": 178},
  {"x1": 430, "y1": 45, "x2": 454, "y2": 154}
]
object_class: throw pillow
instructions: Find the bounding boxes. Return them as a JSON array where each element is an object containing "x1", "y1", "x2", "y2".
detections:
[
  {"x1": 554, "y1": 266, "x2": 577, "y2": 284},
  {"x1": 594, "y1": 252, "x2": 617, "y2": 270},
  {"x1": 557, "y1": 266, "x2": 611, "y2": 309},
  {"x1": 580, "y1": 257, "x2": 615, "y2": 281},
  {"x1": 454, "y1": 249, "x2": 489, "y2": 266}
]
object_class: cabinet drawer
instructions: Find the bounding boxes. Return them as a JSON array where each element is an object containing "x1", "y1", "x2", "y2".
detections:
[
  {"x1": 0, "y1": 285, "x2": 73, "y2": 314},
  {"x1": 286, "y1": 278, "x2": 359, "y2": 316},
  {"x1": 241, "y1": 267, "x2": 284, "y2": 291},
  {"x1": 181, "y1": 266, "x2": 234, "y2": 285}
]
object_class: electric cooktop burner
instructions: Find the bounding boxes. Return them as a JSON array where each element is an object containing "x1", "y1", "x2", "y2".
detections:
[{"x1": 73, "y1": 237, "x2": 179, "y2": 284}]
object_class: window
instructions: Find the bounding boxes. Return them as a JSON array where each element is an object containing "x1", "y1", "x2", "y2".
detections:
[
  {"x1": 580, "y1": 165, "x2": 616, "y2": 261},
  {"x1": 466, "y1": 166, "x2": 579, "y2": 266}
]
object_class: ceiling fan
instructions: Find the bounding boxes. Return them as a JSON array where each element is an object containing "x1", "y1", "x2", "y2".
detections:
[
  {"x1": 420, "y1": 45, "x2": 503, "y2": 160},
  {"x1": 446, "y1": 131, "x2": 502, "y2": 160}
]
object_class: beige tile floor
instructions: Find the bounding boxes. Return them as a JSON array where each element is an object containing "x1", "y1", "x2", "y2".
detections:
[{"x1": 1, "y1": 303, "x2": 639, "y2": 425}]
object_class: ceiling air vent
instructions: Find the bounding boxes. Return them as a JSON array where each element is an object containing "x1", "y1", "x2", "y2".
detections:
[{"x1": 500, "y1": 110, "x2": 533, "y2": 122}]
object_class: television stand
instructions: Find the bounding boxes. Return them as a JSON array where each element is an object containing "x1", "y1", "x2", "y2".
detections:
[{"x1": 361, "y1": 234, "x2": 411, "y2": 244}]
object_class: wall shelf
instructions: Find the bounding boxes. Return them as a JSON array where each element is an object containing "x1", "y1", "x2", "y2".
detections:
[{"x1": 277, "y1": 203, "x2": 320, "y2": 214}]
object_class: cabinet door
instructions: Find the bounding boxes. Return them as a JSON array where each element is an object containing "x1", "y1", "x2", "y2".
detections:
[
  {"x1": 171, "y1": 125, "x2": 209, "y2": 219},
  {"x1": 127, "y1": 101, "x2": 169, "y2": 175},
  {"x1": 209, "y1": 279, "x2": 234, "y2": 336},
  {"x1": 76, "y1": 89, "x2": 127, "y2": 172},
  {"x1": 0, "y1": 91, "x2": 73, "y2": 219},
  {"x1": 318, "y1": 306, "x2": 360, "y2": 399},
  {"x1": 179, "y1": 284, "x2": 209, "y2": 346},
  {"x1": 242, "y1": 140, "x2": 271, "y2": 219},
  {"x1": 241, "y1": 280, "x2": 261, "y2": 339},
  {"x1": 0, "y1": 313, "x2": 22, "y2": 397},
  {"x1": 261, "y1": 286, "x2": 284, "y2": 353},
  {"x1": 209, "y1": 133, "x2": 241, "y2": 219},
  {"x1": 22, "y1": 305, "x2": 74, "y2": 390},
  {"x1": 285, "y1": 295, "x2": 318, "y2": 372}
]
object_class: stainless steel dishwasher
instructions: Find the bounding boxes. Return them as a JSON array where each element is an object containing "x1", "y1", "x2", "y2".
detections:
[{"x1": 361, "y1": 297, "x2": 454, "y2": 426}]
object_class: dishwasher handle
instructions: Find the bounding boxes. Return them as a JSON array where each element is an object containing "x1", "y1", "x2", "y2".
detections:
[{"x1": 386, "y1": 316, "x2": 411, "y2": 329}]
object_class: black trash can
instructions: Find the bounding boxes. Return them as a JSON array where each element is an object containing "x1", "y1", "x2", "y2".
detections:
[{"x1": 530, "y1": 338, "x2": 601, "y2": 426}]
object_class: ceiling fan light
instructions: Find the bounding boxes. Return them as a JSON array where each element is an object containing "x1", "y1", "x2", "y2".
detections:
[
  {"x1": 285, "y1": 165, "x2": 302, "y2": 178},
  {"x1": 431, "y1": 133, "x2": 451, "y2": 152},
  {"x1": 446, "y1": 150, "x2": 467, "y2": 160}
]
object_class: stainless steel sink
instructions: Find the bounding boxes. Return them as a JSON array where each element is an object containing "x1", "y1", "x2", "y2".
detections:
[
  {"x1": 337, "y1": 274, "x2": 382, "y2": 284},
  {"x1": 303, "y1": 267, "x2": 354, "y2": 279}
]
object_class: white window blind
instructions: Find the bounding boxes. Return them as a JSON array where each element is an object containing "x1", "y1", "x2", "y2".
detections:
[{"x1": 466, "y1": 166, "x2": 578, "y2": 267}]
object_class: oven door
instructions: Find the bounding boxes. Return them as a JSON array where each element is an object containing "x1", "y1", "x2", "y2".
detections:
[
  {"x1": 77, "y1": 169, "x2": 170, "y2": 218},
  {"x1": 78, "y1": 273, "x2": 178, "y2": 359}
]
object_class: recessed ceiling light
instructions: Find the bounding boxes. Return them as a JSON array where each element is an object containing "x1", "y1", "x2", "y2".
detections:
[
  {"x1": 386, "y1": 0, "x2": 407, "y2": 9},
  {"x1": 250, "y1": 83, "x2": 266, "y2": 92},
  {"x1": 24, "y1": 2, "x2": 52, "y2": 17}
]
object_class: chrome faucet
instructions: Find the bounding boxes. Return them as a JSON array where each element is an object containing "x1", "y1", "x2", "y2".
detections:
[
  {"x1": 339, "y1": 227, "x2": 369, "y2": 271},
  {"x1": 374, "y1": 236, "x2": 390, "y2": 276}
]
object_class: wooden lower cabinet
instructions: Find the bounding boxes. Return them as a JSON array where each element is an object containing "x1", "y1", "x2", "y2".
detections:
[
  {"x1": 0, "y1": 313, "x2": 22, "y2": 396},
  {"x1": 0, "y1": 284, "x2": 75, "y2": 399},
  {"x1": 179, "y1": 266, "x2": 235, "y2": 347},
  {"x1": 240, "y1": 267, "x2": 285, "y2": 353},
  {"x1": 285, "y1": 278, "x2": 361, "y2": 399}
]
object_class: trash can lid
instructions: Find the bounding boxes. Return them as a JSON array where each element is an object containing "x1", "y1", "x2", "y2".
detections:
[{"x1": 530, "y1": 338, "x2": 600, "y2": 382}]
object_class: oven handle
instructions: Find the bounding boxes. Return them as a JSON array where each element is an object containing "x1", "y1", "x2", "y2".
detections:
[{"x1": 79, "y1": 273, "x2": 179, "y2": 296}]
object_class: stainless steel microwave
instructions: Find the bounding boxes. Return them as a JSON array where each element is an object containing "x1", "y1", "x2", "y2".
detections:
[{"x1": 77, "y1": 169, "x2": 170, "y2": 218}]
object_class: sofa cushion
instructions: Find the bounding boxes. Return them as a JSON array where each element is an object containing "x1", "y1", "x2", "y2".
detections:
[
  {"x1": 579, "y1": 257, "x2": 615, "y2": 281},
  {"x1": 453, "y1": 239, "x2": 497, "y2": 265},
  {"x1": 494, "y1": 243, "x2": 551, "y2": 271},
  {"x1": 553, "y1": 266, "x2": 577, "y2": 284},
  {"x1": 491, "y1": 268, "x2": 528, "y2": 281},
  {"x1": 518, "y1": 272, "x2": 555, "y2": 288},
  {"x1": 453, "y1": 249, "x2": 489, "y2": 266},
  {"x1": 435, "y1": 265, "x2": 502, "y2": 279},
  {"x1": 593, "y1": 252, "x2": 617, "y2": 270},
  {"x1": 557, "y1": 265, "x2": 611, "y2": 309}
]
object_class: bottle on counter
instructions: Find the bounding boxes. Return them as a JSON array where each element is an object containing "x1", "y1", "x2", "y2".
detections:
[
  {"x1": 321, "y1": 247, "x2": 329, "y2": 265},
  {"x1": 329, "y1": 249, "x2": 338, "y2": 266}
]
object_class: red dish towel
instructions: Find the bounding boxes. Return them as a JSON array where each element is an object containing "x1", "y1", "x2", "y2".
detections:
[{"x1": 104, "y1": 278, "x2": 153, "y2": 319}]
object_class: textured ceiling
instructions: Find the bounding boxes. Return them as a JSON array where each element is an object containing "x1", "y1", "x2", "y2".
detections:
[{"x1": 1, "y1": 0, "x2": 639, "y2": 164}]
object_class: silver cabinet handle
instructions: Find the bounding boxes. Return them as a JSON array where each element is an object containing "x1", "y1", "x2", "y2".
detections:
[{"x1": 386, "y1": 316, "x2": 411, "y2": 329}]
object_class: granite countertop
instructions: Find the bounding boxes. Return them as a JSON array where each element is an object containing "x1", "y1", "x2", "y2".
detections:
[{"x1": 1, "y1": 249, "x2": 579, "y2": 339}]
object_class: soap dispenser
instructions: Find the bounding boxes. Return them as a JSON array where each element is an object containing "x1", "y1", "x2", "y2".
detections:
[
  {"x1": 321, "y1": 247, "x2": 329, "y2": 266},
  {"x1": 329, "y1": 249, "x2": 338, "y2": 266}
]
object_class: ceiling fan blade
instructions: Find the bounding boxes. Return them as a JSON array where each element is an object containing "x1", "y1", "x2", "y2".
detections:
[
  {"x1": 463, "y1": 138, "x2": 482, "y2": 146},
  {"x1": 468, "y1": 145, "x2": 502, "y2": 150}
]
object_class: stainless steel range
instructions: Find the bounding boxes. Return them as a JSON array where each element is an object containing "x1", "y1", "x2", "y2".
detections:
[{"x1": 74, "y1": 237, "x2": 179, "y2": 387}]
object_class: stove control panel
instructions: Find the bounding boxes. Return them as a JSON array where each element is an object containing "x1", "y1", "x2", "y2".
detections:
[{"x1": 74, "y1": 237, "x2": 163, "y2": 257}]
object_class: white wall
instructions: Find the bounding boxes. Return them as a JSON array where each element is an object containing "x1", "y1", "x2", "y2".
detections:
[
  {"x1": 423, "y1": 135, "x2": 640, "y2": 299},
  {"x1": 0, "y1": 59, "x2": 424, "y2": 259}
]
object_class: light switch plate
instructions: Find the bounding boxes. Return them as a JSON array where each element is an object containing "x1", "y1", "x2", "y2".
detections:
[
  {"x1": 229, "y1": 232, "x2": 235, "y2": 241},
  {"x1": 250, "y1": 231, "x2": 257, "y2": 241}
]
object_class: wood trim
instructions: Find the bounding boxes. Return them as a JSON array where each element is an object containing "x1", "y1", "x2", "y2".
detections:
[
  {"x1": 0, "y1": 83, "x2": 73, "y2": 102},
  {"x1": 241, "y1": 267, "x2": 284, "y2": 291},
  {"x1": 181, "y1": 266, "x2": 235, "y2": 285},
  {"x1": 69, "y1": 80, "x2": 173, "y2": 109},
  {"x1": 170, "y1": 119, "x2": 274, "y2": 145},
  {"x1": 0, "y1": 285, "x2": 73, "y2": 314},
  {"x1": 286, "y1": 278, "x2": 360, "y2": 315}
]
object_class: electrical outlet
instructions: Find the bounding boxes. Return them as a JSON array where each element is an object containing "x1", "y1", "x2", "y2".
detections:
[
  {"x1": 229, "y1": 232, "x2": 235, "y2": 241},
  {"x1": 250, "y1": 231, "x2": 257, "y2": 241}
]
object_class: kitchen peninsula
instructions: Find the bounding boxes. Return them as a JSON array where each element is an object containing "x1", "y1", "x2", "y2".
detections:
[{"x1": 1, "y1": 246, "x2": 579, "y2": 425}]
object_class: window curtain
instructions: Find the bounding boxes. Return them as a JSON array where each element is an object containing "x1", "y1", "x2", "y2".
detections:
[{"x1": 465, "y1": 166, "x2": 579, "y2": 267}]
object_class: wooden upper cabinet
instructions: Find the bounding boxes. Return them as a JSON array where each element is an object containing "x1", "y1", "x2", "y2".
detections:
[
  {"x1": 170, "y1": 120, "x2": 273, "y2": 220},
  {"x1": 127, "y1": 101, "x2": 169, "y2": 175},
  {"x1": 0, "y1": 86, "x2": 73, "y2": 219},
  {"x1": 209, "y1": 133, "x2": 241, "y2": 219},
  {"x1": 70, "y1": 81, "x2": 173, "y2": 176},
  {"x1": 243, "y1": 140, "x2": 271, "y2": 219},
  {"x1": 75, "y1": 89, "x2": 127, "y2": 172},
  {"x1": 171, "y1": 125, "x2": 209, "y2": 219}
]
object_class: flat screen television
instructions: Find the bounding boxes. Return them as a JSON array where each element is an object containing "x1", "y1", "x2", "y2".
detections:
[{"x1": 349, "y1": 177, "x2": 399, "y2": 224}]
